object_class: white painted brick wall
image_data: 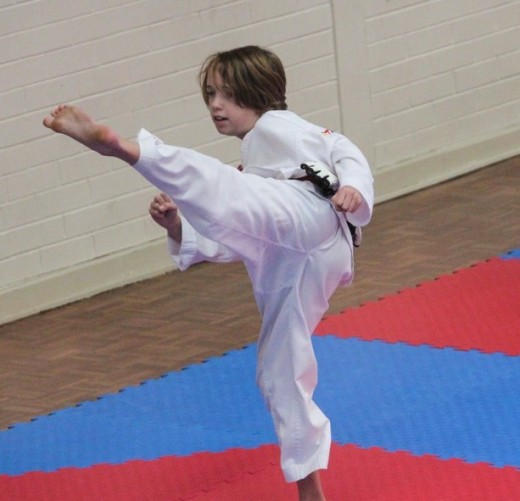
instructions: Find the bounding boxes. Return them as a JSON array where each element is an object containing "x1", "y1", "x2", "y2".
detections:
[
  {"x1": 1, "y1": 0, "x2": 518, "y2": 320},
  {"x1": 0, "y1": 0, "x2": 338, "y2": 297},
  {"x1": 367, "y1": 0, "x2": 520, "y2": 168}
]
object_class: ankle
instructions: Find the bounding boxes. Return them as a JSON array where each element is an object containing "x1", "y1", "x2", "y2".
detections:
[
  {"x1": 297, "y1": 471, "x2": 326, "y2": 501},
  {"x1": 96, "y1": 126, "x2": 139, "y2": 165}
]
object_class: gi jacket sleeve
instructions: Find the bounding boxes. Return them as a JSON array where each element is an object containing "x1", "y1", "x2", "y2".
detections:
[
  {"x1": 298, "y1": 127, "x2": 374, "y2": 227},
  {"x1": 330, "y1": 134, "x2": 374, "y2": 227},
  {"x1": 167, "y1": 216, "x2": 240, "y2": 270}
]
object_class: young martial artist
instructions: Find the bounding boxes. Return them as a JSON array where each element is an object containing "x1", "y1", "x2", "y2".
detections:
[{"x1": 43, "y1": 45, "x2": 374, "y2": 501}]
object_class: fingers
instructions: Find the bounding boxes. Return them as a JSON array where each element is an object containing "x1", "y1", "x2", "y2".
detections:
[
  {"x1": 155, "y1": 192, "x2": 171, "y2": 203},
  {"x1": 149, "y1": 192, "x2": 178, "y2": 221},
  {"x1": 149, "y1": 193, "x2": 181, "y2": 233},
  {"x1": 331, "y1": 186, "x2": 362, "y2": 213},
  {"x1": 150, "y1": 193, "x2": 174, "y2": 211}
]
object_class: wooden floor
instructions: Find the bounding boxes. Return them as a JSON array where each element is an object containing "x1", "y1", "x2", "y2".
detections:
[{"x1": 1, "y1": 157, "x2": 518, "y2": 431}]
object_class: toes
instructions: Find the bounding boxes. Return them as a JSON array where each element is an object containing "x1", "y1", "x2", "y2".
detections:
[
  {"x1": 43, "y1": 105, "x2": 70, "y2": 129},
  {"x1": 51, "y1": 104, "x2": 68, "y2": 117},
  {"x1": 42, "y1": 115, "x2": 53, "y2": 128}
]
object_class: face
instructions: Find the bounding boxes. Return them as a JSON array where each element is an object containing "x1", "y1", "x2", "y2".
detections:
[{"x1": 205, "y1": 72, "x2": 260, "y2": 139}]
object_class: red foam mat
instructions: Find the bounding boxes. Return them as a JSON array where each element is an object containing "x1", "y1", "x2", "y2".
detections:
[
  {"x1": 0, "y1": 447, "x2": 279, "y2": 501},
  {"x1": 316, "y1": 257, "x2": 520, "y2": 355},
  {"x1": 2, "y1": 444, "x2": 519, "y2": 501},
  {"x1": 200, "y1": 445, "x2": 520, "y2": 501},
  {"x1": 321, "y1": 445, "x2": 520, "y2": 501}
]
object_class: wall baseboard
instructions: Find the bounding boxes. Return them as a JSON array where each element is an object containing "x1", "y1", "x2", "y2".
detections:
[
  {"x1": 374, "y1": 127, "x2": 520, "y2": 203},
  {"x1": 2, "y1": 127, "x2": 518, "y2": 326},
  {"x1": 1, "y1": 240, "x2": 175, "y2": 326}
]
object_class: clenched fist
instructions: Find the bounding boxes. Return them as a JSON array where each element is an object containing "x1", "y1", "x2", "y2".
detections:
[
  {"x1": 149, "y1": 192, "x2": 182, "y2": 242},
  {"x1": 331, "y1": 185, "x2": 362, "y2": 213}
]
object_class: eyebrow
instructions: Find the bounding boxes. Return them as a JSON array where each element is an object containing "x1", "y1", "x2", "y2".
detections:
[{"x1": 206, "y1": 83, "x2": 233, "y2": 96}]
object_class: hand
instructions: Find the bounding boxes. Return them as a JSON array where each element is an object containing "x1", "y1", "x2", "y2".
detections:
[
  {"x1": 331, "y1": 185, "x2": 362, "y2": 213},
  {"x1": 149, "y1": 193, "x2": 182, "y2": 241}
]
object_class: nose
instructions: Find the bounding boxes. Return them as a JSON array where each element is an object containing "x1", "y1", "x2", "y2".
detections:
[{"x1": 209, "y1": 94, "x2": 223, "y2": 111}]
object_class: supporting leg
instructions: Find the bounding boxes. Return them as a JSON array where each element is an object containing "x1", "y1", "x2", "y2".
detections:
[{"x1": 297, "y1": 470, "x2": 326, "y2": 501}]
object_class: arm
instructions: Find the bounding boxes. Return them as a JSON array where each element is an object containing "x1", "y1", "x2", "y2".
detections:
[{"x1": 330, "y1": 136, "x2": 374, "y2": 226}]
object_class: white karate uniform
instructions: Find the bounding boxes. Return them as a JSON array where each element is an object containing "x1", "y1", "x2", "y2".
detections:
[{"x1": 133, "y1": 110, "x2": 374, "y2": 482}]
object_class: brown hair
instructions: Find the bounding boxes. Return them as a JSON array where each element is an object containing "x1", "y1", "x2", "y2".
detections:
[{"x1": 199, "y1": 45, "x2": 287, "y2": 114}]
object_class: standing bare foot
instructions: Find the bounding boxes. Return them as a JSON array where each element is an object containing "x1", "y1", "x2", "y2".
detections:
[
  {"x1": 297, "y1": 471, "x2": 326, "y2": 501},
  {"x1": 43, "y1": 105, "x2": 139, "y2": 164}
]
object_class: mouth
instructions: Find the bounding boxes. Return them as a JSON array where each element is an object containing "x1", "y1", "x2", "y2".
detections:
[{"x1": 213, "y1": 116, "x2": 228, "y2": 123}]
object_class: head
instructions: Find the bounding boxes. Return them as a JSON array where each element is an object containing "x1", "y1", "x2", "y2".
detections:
[
  {"x1": 199, "y1": 46, "x2": 287, "y2": 138},
  {"x1": 200, "y1": 46, "x2": 287, "y2": 114}
]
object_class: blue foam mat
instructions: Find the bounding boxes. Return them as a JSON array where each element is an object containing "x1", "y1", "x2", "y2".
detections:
[
  {"x1": 0, "y1": 345, "x2": 274, "y2": 474},
  {"x1": 1, "y1": 336, "x2": 519, "y2": 475},
  {"x1": 501, "y1": 249, "x2": 520, "y2": 259},
  {"x1": 317, "y1": 337, "x2": 520, "y2": 466}
]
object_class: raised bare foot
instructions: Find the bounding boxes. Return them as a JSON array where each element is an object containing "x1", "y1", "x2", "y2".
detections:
[{"x1": 43, "y1": 105, "x2": 139, "y2": 164}]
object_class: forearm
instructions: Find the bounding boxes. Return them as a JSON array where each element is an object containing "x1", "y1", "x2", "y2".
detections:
[{"x1": 166, "y1": 218, "x2": 182, "y2": 243}]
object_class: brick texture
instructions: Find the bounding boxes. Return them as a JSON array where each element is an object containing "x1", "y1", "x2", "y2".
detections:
[
  {"x1": 0, "y1": 0, "x2": 337, "y2": 296},
  {"x1": 0, "y1": 0, "x2": 518, "y2": 318},
  {"x1": 366, "y1": 0, "x2": 520, "y2": 167}
]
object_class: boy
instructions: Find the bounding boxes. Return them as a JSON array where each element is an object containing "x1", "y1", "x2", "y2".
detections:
[{"x1": 43, "y1": 45, "x2": 374, "y2": 501}]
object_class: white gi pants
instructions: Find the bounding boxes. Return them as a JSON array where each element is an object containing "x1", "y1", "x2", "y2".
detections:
[{"x1": 134, "y1": 130, "x2": 353, "y2": 482}]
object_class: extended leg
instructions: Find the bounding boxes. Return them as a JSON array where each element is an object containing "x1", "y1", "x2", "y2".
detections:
[{"x1": 43, "y1": 105, "x2": 341, "y2": 269}]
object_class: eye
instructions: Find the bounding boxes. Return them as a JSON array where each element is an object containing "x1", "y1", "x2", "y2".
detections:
[{"x1": 222, "y1": 86, "x2": 234, "y2": 99}]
